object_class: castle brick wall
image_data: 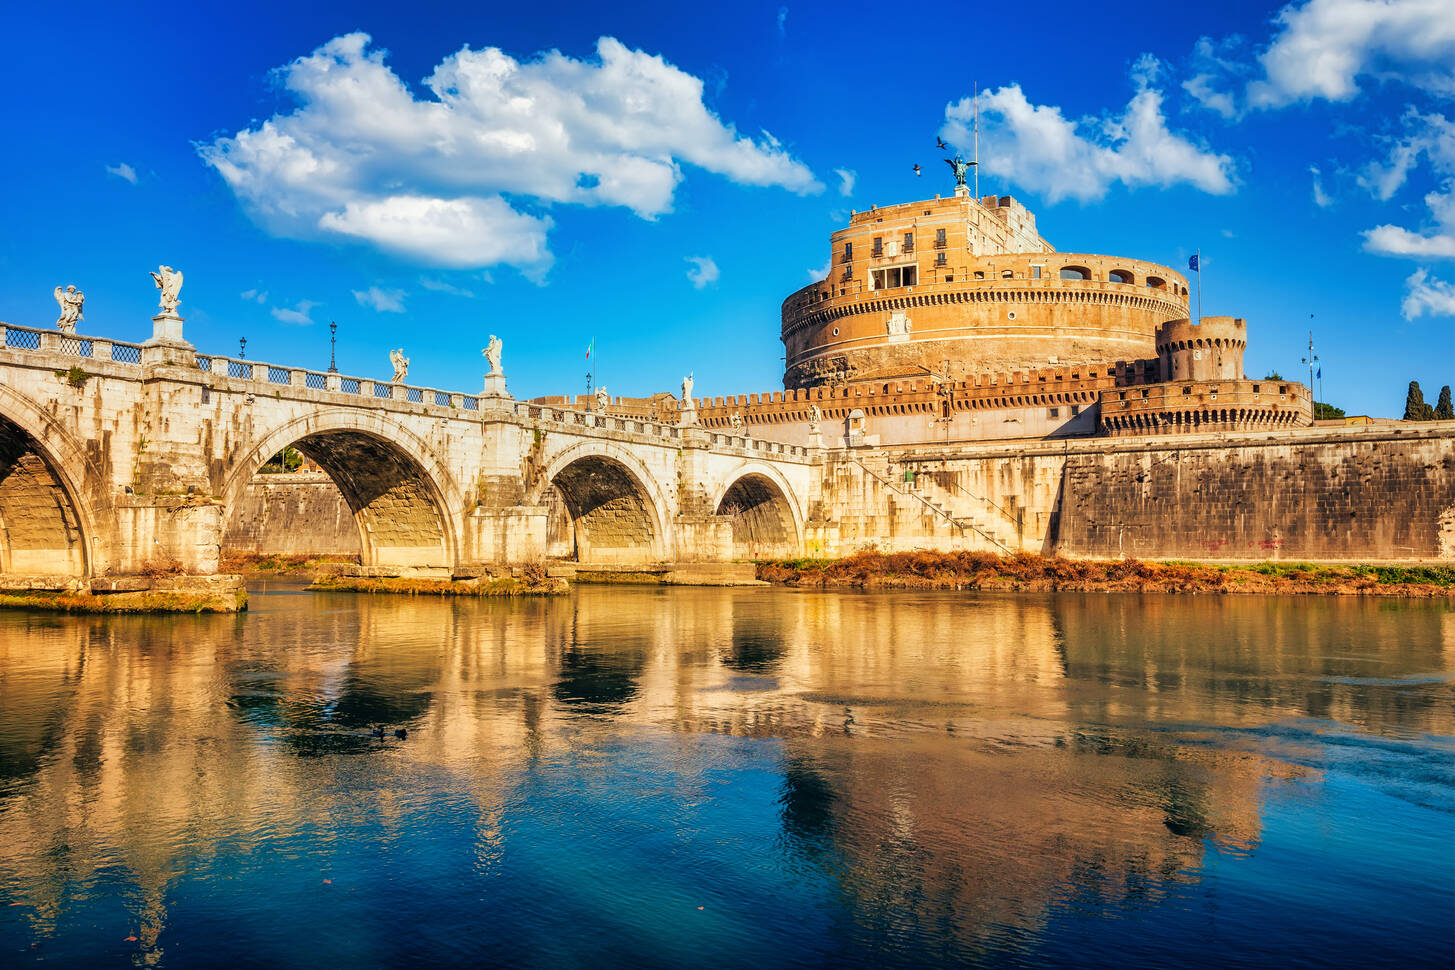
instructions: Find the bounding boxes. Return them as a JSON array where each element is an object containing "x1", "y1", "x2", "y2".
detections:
[{"x1": 222, "y1": 473, "x2": 360, "y2": 557}]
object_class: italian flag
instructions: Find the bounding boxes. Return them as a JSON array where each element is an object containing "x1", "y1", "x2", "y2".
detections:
[{"x1": 586, "y1": 339, "x2": 594, "y2": 359}]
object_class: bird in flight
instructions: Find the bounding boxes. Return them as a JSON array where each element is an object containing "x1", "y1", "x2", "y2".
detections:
[
  {"x1": 936, "y1": 136, "x2": 948, "y2": 150},
  {"x1": 912, "y1": 164, "x2": 922, "y2": 176}
]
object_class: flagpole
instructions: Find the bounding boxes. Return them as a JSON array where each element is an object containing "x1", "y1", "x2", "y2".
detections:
[
  {"x1": 1195, "y1": 248, "x2": 1203, "y2": 323},
  {"x1": 973, "y1": 79, "x2": 979, "y2": 199}
]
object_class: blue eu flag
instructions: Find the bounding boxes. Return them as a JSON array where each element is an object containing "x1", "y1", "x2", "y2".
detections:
[{"x1": 1188, "y1": 255, "x2": 1200, "y2": 272}]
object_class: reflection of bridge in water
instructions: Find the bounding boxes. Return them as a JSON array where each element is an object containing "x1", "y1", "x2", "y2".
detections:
[
  {"x1": 5, "y1": 588, "x2": 1446, "y2": 959},
  {"x1": 0, "y1": 317, "x2": 814, "y2": 586}
]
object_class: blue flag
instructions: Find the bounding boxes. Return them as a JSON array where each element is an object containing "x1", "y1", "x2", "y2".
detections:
[
  {"x1": 1316, "y1": 367, "x2": 1321, "y2": 379},
  {"x1": 1188, "y1": 255, "x2": 1200, "y2": 272}
]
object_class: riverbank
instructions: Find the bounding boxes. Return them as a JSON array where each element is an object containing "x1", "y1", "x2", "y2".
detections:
[
  {"x1": 0, "y1": 574, "x2": 248, "y2": 613},
  {"x1": 755, "y1": 552, "x2": 1455, "y2": 597},
  {"x1": 309, "y1": 564, "x2": 567, "y2": 597},
  {"x1": 222, "y1": 553, "x2": 359, "y2": 577}
]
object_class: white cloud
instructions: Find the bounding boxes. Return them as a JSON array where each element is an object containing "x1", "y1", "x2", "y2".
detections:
[
  {"x1": 807, "y1": 257, "x2": 831, "y2": 283},
  {"x1": 1363, "y1": 222, "x2": 1455, "y2": 258},
  {"x1": 1248, "y1": 0, "x2": 1455, "y2": 108},
  {"x1": 941, "y1": 74, "x2": 1235, "y2": 203},
  {"x1": 777, "y1": 7, "x2": 788, "y2": 35},
  {"x1": 420, "y1": 277, "x2": 475, "y2": 298},
  {"x1": 1310, "y1": 165, "x2": 1333, "y2": 207},
  {"x1": 1401, "y1": 267, "x2": 1455, "y2": 318},
  {"x1": 240, "y1": 288, "x2": 268, "y2": 304},
  {"x1": 105, "y1": 162, "x2": 138, "y2": 184},
  {"x1": 1359, "y1": 111, "x2": 1455, "y2": 258},
  {"x1": 833, "y1": 167, "x2": 856, "y2": 197},
  {"x1": 352, "y1": 286, "x2": 407, "y2": 312},
  {"x1": 1183, "y1": 74, "x2": 1239, "y2": 120},
  {"x1": 271, "y1": 300, "x2": 318, "y2": 326},
  {"x1": 685, "y1": 255, "x2": 719, "y2": 289},
  {"x1": 199, "y1": 33, "x2": 819, "y2": 274}
]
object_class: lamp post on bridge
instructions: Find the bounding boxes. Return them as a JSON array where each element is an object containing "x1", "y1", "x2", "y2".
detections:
[
  {"x1": 239, "y1": 337, "x2": 246, "y2": 360},
  {"x1": 328, "y1": 321, "x2": 338, "y2": 373}
]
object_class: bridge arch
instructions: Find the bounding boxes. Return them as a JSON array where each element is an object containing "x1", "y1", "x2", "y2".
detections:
[
  {"x1": 0, "y1": 384, "x2": 100, "y2": 578},
  {"x1": 532, "y1": 442, "x2": 671, "y2": 564},
  {"x1": 711, "y1": 461, "x2": 803, "y2": 560},
  {"x1": 220, "y1": 409, "x2": 463, "y2": 572}
]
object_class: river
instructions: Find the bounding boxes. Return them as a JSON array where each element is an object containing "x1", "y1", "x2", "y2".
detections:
[{"x1": 1, "y1": 584, "x2": 1451, "y2": 967}]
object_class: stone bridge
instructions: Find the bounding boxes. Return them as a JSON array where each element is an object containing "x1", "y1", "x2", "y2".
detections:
[{"x1": 0, "y1": 317, "x2": 817, "y2": 582}]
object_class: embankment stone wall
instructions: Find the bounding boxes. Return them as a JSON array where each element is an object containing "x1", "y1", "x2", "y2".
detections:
[{"x1": 222, "y1": 473, "x2": 359, "y2": 557}]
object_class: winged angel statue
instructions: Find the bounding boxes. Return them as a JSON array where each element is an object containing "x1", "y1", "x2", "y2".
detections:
[
  {"x1": 53, "y1": 285, "x2": 84, "y2": 333},
  {"x1": 150, "y1": 265, "x2": 183, "y2": 313}
]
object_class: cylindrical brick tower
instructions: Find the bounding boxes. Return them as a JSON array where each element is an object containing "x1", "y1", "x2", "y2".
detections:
[{"x1": 1156, "y1": 317, "x2": 1247, "y2": 382}]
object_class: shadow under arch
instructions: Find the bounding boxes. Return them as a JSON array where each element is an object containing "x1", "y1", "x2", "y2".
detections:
[
  {"x1": 220, "y1": 409, "x2": 463, "y2": 571},
  {"x1": 712, "y1": 462, "x2": 803, "y2": 560},
  {"x1": 0, "y1": 385, "x2": 101, "y2": 578},
  {"x1": 531, "y1": 442, "x2": 670, "y2": 564}
]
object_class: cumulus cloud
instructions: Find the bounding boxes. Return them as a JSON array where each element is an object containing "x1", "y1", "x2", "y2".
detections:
[
  {"x1": 420, "y1": 277, "x2": 475, "y2": 298},
  {"x1": 271, "y1": 300, "x2": 318, "y2": 326},
  {"x1": 833, "y1": 167, "x2": 856, "y2": 197},
  {"x1": 240, "y1": 288, "x2": 268, "y2": 304},
  {"x1": 1360, "y1": 110, "x2": 1455, "y2": 259},
  {"x1": 105, "y1": 162, "x2": 138, "y2": 184},
  {"x1": 941, "y1": 73, "x2": 1235, "y2": 203},
  {"x1": 807, "y1": 257, "x2": 831, "y2": 283},
  {"x1": 685, "y1": 255, "x2": 719, "y2": 289},
  {"x1": 1249, "y1": 0, "x2": 1455, "y2": 108},
  {"x1": 1401, "y1": 267, "x2": 1455, "y2": 318},
  {"x1": 352, "y1": 286, "x2": 406, "y2": 312},
  {"x1": 199, "y1": 33, "x2": 820, "y2": 275},
  {"x1": 1310, "y1": 165, "x2": 1333, "y2": 207}
]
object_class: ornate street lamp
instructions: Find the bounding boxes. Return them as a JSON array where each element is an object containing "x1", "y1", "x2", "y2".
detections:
[
  {"x1": 239, "y1": 337, "x2": 247, "y2": 360},
  {"x1": 328, "y1": 321, "x2": 338, "y2": 373}
]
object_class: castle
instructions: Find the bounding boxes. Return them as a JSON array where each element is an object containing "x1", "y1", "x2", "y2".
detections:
[{"x1": 541, "y1": 182, "x2": 1313, "y2": 448}]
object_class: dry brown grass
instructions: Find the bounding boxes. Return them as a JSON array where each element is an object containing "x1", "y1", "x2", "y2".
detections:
[{"x1": 755, "y1": 552, "x2": 1453, "y2": 597}]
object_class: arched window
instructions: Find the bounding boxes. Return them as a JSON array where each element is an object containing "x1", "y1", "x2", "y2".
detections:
[
  {"x1": 1109, "y1": 269, "x2": 1134, "y2": 284},
  {"x1": 1146, "y1": 276, "x2": 1166, "y2": 289},
  {"x1": 1059, "y1": 265, "x2": 1090, "y2": 280},
  {"x1": 1001, "y1": 269, "x2": 1014, "y2": 279}
]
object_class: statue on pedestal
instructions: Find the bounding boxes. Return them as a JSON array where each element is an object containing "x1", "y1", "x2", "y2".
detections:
[
  {"x1": 149, "y1": 266, "x2": 183, "y2": 314},
  {"x1": 730, "y1": 412, "x2": 745, "y2": 435},
  {"x1": 595, "y1": 385, "x2": 609, "y2": 410},
  {"x1": 808, "y1": 404, "x2": 822, "y2": 434},
  {"x1": 53, "y1": 285, "x2": 84, "y2": 333},
  {"x1": 389, "y1": 348, "x2": 409, "y2": 383},
  {"x1": 483, "y1": 335, "x2": 503, "y2": 376}
]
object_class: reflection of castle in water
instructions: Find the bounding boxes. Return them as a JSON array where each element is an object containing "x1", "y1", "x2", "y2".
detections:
[{"x1": 0, "y1": 593, "x2": 1448, "y2": 953}]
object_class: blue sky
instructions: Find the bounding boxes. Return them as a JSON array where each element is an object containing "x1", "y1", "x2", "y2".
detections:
[{"x1": 2, "y1": 0, "x2": 1451, "y2": 416}]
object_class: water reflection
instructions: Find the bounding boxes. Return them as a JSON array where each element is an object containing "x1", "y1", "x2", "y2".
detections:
[{"x1": 0, "y1": 587, "x2": 1450, "y2": 967}]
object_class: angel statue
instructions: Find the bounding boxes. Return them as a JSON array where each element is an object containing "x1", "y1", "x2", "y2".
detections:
[
  {"x1": 389, "y1": 348, "x2": 409, "y2": 383},
  {"x1": 681, "y1": 371, "x2": 694, "y2": 402},
  {"x1": 730, "y1": 411, "x2": 745, "y2": 434},
  {"x1": 53, "y1": 284, "x2": 84, "y2": 333},
  {"x1": 482, "y1": 335, "x2": 503, "y2": 376},
  {"x1": 149, "y1": 265, "x2": 183, "y2": 314},
  {"x1": 808, "y1": 404, "x2": 822, "y2": 434},
  {"x1": 595, "y1": 385, "x2": 609, "y2": 410}
]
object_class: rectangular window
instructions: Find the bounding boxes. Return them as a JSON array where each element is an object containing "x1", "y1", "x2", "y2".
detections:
[
  {"x1": 842, "y1": 242, "x2": 852, "y2": 261},
  {"x1": 974, "y1": 271, "x2": 985, "y2": 279},
  {"x1": 872, "y1": 236, "x2": 883, "y2": 256},
  {"x1": 935, "y1": 228, "x2": 947, "y2": 248},
  {"x1": 1252, "y1": 384, "x2": 1260, "y2": 394},
  {"x1": 944, "y1": 275, "x2": 954, "y2": 282},
  {"x1": 1031, "y1": 265, "x2": 1043, "y2": 279},
  {"x1": 1049, "y1": 407, "x2": 1060, "y2": 418},
  {"x1": 871, "y1": 265, "x2": 918, "y2": 290},
  {"x1": 935, "y1": 252, "x2": 947, "y2": 266},
  {"x1": 1070, "y1": 404, "x2": 1080, "y2": 416},
  {"x1": 903, "y1": 232, "x2": 914, "y2": 252}
]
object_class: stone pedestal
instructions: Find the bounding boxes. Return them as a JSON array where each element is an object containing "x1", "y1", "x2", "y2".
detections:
[
  {"x1": 680, "y1": 403, "x2": 698, "y2": 427},
  {"x1": 142, "y1": 313, "x2": 193, "y2": 365},
  {"x1": 481, "y1": 373, "x2": 510, "y2": 399}
]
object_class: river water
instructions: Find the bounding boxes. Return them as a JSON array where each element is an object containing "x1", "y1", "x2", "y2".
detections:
[{"x1": 0, "y1": 584, "x2": 1451, "y2": 968}]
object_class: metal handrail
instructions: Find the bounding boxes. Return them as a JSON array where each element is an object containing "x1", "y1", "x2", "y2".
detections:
[{"x1": 853, "y1": 458, "x2": 1012, "y2": 553}]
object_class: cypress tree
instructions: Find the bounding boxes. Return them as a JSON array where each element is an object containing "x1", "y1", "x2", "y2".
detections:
[
  {"x1": 1436, "y1": 385, "x2": 1454, "y2": 421},
  {"x1": 1404, "y1": 381, "x2": 1428, "y2": 420}
]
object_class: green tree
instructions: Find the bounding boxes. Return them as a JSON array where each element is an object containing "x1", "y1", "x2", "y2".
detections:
[
  {"x1": 1264, "y1": 370, "x2": 1283, "y2": 380},
  {"x1": 1436, "y1": 385, "x2": 1454, "y2": 420},
  {"x1": 1404, "y1": 381, "x2": 1431, "y2": 420},
  {"x1": 1313, "y1": 402, "x2": 1345, "y2": 420},
  {"x1": 260, "y1": 446, "x2": 304, "y2": 473}
]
